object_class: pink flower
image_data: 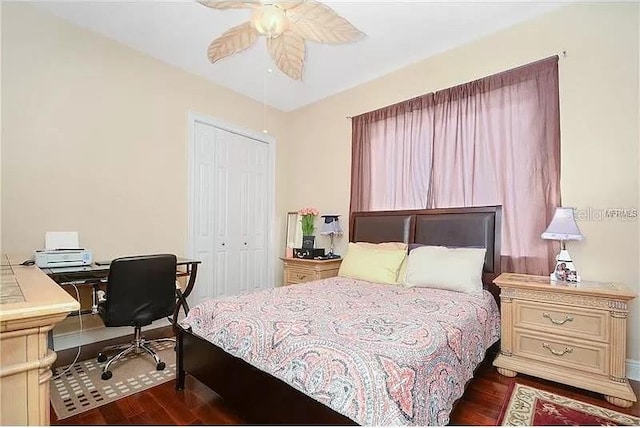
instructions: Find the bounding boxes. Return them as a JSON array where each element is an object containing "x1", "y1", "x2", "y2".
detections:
[
  {"x1": 298, "y1": 207, "x2": 320, "y2": 235},
  {"x1": 298, "y1": 207, "x2": 319, "y2": 216}
]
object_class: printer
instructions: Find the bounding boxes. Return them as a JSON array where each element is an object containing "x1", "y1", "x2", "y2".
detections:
[
  {"x1": 35, "y1": 249, "x2": 94, "y2": 268},
  {"x1": 34, "y1": 231, "x2": 94, "y2": 268}
]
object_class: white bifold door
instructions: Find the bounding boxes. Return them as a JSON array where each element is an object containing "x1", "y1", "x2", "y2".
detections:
[{"x1": 190, "y1": 120, "x2": 273, "y2": 305}]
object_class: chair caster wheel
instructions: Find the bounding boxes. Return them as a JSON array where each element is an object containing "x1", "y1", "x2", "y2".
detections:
[
  {"x1": 101, "y1": 371, "x2": 112, "y2": 380},
  {"x1": 156, "y1": 362, "x2": 166, "y2": 371},
  {"x1": 97, "y1": 353, "x2": 107, "y2": 363}
]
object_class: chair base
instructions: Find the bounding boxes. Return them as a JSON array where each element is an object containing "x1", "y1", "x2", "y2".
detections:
[{"x1": 97, "y1": 325, "x2": 175, "y2": 380}]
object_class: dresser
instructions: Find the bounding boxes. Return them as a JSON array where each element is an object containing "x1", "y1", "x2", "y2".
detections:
[
  {"x1": 1, "y1": 256, "x2": 79, "y2": 425},
  {"x1": 493, "y1": 273, "x2": 637, "y2": 408},
  {"x1": 280, "y1": 257, "x2": 342, "y2": 285}
]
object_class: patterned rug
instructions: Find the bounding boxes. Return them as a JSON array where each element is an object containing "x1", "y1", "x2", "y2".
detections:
[
  {"x1": 497, "y1": 383, "x2": 640, "y2": 426},
  {"x1": 50, "y1": 341, "x2": 176, "y2": 419}
]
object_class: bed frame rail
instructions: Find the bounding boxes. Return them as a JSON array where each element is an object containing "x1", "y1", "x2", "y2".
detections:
[{"x1": 176, "y1": 324, "x2": 356, "y2": 424}]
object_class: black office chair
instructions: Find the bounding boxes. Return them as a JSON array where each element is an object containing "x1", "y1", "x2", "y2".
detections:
[{"x1": 96, "y1": 254, "x2": 177, "y2": 380}]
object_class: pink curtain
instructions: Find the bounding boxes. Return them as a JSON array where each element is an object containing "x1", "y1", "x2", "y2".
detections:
[
  {"x1": 350, "y1": 57, "x2": 561, "y2": 275},
  {"x1": 350, "y1": 95, "x2": 434, "y2": 212}
]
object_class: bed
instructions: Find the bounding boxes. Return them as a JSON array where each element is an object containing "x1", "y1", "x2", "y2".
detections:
[{"x1": 176, "y1": 206, "x2": 502, "y2": 425}]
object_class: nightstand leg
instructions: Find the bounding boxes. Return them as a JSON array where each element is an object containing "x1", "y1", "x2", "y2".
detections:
[
  {"x1": 604, "y1": 395, "x2": 634, "y2": 408},
  {"x1": 497, "y1": 367, "x2": 518, "y2": 377}
]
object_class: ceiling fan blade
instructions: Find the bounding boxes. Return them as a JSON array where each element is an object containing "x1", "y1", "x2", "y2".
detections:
[
  {"x1": 208, "y1": 22, "x2": 259, "y2": 64},
  {"x1": 266, "y1": 31, "x2": 305, "y2": 81},
  {"x1": 286, "y1": 0, "x2": 365, "y2": 44},
  {"x1": 199, "y1": 0, "x2": 259, "y2": 10},
  {"x1": 274, "y1": 1, "x2": 303, "y2": 10}
]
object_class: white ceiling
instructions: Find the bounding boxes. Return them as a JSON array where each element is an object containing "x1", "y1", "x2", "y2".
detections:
[{"x1": 32, "y1": 1, "x2": 563, "y2": 112}]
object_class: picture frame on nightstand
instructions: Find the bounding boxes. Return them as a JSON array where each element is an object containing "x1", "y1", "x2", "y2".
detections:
[{"x1": 285, "y1": 211, "x2": 302, "y2": 257}]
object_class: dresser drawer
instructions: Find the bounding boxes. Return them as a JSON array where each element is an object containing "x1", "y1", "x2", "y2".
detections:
[
  {"x1": 514, "y1": 330, "x2": 609, "y2": 376},
  {"x1": 514, "y1": 301, "x2": 609, "y2": 342},
  {"x1": 286, "y1": 268, "x2": 315, "y2": 284}
]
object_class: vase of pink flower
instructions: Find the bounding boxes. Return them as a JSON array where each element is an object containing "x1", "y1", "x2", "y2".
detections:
[{"x1": 298, "y1": 207, "x2": 319, "y2": 248}]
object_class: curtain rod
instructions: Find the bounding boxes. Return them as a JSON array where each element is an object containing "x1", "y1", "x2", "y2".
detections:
[{"x1": 345, "y1": 50, "x2": 567, "y2": 120}]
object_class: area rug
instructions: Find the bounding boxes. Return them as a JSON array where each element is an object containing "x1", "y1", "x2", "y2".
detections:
[
  {"x1": 50, "y1": 341, "x2": 176, "y2": 419},
  {"x1": 497, "y1": 383, "x2": 640, "y2": 426}
]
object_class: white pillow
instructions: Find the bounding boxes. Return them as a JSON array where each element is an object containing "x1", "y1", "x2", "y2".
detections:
[{"x1": 403, "y1": 246, "x2": 486, "y2": 294}]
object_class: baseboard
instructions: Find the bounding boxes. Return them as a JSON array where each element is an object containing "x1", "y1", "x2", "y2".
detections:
[
  {"x1": 53, "y1": 317, "x2": 171, "y2": 351},
  {"x1": 627, "y1": 359, "x2": 640, "y2": 381}
]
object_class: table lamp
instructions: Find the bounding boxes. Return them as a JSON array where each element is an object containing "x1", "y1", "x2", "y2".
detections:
[
  {"x1": 320, "y1": 215, "x2": 343, "y2": 259},
  {"x1": 541, "y1": 207, "x2": 583, "y2": 282}
]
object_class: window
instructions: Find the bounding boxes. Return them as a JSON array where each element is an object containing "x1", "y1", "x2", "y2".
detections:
[{"x1": 351, "y1": 57, "x2": 560, "y2": 275}]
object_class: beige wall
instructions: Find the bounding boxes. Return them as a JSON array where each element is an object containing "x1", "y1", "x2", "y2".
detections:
[
  {"x1": 286, "y1": 4, "x2": 640, "y2": 363},
  {"x1": 1, "y1": 4, "x2": 289, "y2": 279}
]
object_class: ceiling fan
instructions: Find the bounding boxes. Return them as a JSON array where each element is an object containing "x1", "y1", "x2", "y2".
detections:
[{"x1": 199, "y1": 0, "x2": 365, "y2": 80}]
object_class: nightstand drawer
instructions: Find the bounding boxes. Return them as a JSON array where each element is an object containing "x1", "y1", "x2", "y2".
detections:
[
  {"x1": 514, "y1": 301, "x2": 609, "y2": 342},
  {"x1": 514, "y1": 330, "x2": 609, "y2": 376},
  {"x1": 281, "y1": 257, "x2": 342, "y2": 286},
  {"x1": 286, "y1": 269, "x2": 314, "y2": 284}
]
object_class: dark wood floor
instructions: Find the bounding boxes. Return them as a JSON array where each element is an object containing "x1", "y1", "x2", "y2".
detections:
[{"x1": 52, "y1": 354, "x2": 639, "y2": 426}]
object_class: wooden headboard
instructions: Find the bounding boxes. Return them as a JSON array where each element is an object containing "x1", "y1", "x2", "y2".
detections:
[{"x1": 350, "y1": 206, "x2": 502, "y2": 300}]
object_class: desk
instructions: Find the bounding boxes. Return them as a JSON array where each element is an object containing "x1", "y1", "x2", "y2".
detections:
[
  {"x1": 1, "y1": 256, "x2": 79, "y2": 425},
  {"x1": 42, "y1": 258, "x2": 201, "y2": 326}
]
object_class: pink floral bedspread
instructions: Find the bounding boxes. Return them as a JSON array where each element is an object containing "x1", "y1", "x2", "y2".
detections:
[{"x1": 182, "y1": 276, "x2": 500, "y2": 425}]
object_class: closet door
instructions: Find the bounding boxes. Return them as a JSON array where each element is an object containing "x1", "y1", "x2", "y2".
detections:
[
  {"x1": 233, "y1": 132, "x2": 269, "y2": 292},
  {"x1": 191, "y1": 121, "x2": 271, "y2": 305},
  {"x1": 212, "y1": 127, "x2": 235, "y2": 298},
  {"x1": 192, "y1": 121, "x2": 217, "y2": 304}
]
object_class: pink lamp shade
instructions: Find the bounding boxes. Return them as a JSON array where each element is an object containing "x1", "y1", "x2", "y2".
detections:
[{"x1": 541, "y1": 207, "x2": 583, "y2": 241}]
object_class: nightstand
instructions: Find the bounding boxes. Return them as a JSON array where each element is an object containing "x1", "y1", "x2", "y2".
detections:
[
  {"x1": 493, "y1": 273, "x2": 637, "y2": 407},
  {"x1": 280, "y1": 257, "x2": 342, "y2": 285}
]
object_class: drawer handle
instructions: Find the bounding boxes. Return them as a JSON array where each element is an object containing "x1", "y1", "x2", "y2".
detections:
[
  {"x1": 542, "y1": 312, "x2": 574, "y2": 325},
  {"x1": 296, "y1": 274, "x2": 306, "y2": 280},
  {"x1": 542, "y1": 342, "x2": 573, "y2": 357}
]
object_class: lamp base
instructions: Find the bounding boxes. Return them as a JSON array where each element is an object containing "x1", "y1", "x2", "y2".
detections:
[{"x1": 550, "y1": 248, "x2": 581, "y2": 283}]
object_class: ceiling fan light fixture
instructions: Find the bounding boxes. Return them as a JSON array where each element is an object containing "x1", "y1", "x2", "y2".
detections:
[
  {"x1": 251, "y1": 5, "x2": 288, "y2": 38},
  {"x1": 200, "y1": 0, "x2": 365, "y2": 80}
]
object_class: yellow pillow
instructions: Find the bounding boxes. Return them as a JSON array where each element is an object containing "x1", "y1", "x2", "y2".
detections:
[
  {"x1": 354, "y1": 242, "x2": 409, "y2": 283},
  {"x1": 354, "y1": 242, "x2": 408, "y2": 250},
  {"x1": 397, "y1": 257, "x2": 409, "y2": 284},
  {"x1": 338, "y1": 243, "x2": 407, "y2": 285}
]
